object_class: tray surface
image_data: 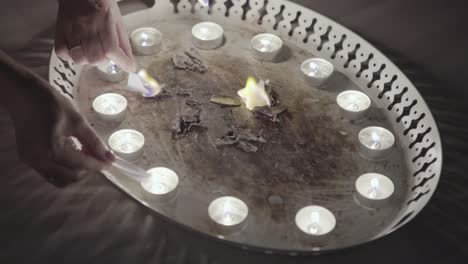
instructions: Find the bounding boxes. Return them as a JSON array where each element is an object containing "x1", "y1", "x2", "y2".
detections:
[{"x1": 49, "y1": 0, "x2": 442, "y2": 253}]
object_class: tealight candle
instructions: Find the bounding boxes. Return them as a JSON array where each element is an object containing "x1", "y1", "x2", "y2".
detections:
[
  {"x1": 208, "y1": 196, "x2": 248, "y2": 227},
  {"x1": 130, "y1": 27, "x2": 163, "y2": 55},
  {"x1": 295, "y1": 206, "x2": 336, "y2": 236},
  {"x1": 237, "y1": 77, "x2": 270, "y2": 111},
  {"x1": 358, "y1": 126, "x2": 395, "y2": 160},
  {"x1": 192, "y1": 22, "x2": 224, "y2": 50},
  {"x1": 96, "y1": 60, "x2": 128, "y2": 83},
  {"x1": 355, "y1": 173, "x2": 394, "y2": 200},
  {"x1": 336, "y1": 90, "x2": 371, "y2": 120},
  {"x1": 301, "y1": 58, "x2": 334, "y2": 87},
  {"x1": 250, "y1": 33, "x2": 283, "y2": 61},
  {"x1": 141, "y1": 167, "x2": 179, "y2": 201},
  {"x1": 92, "y1": 93, "x2": 127, "y2": 123},
  {"x1": 108, "y1": 129, "x2": 145, "y2": 160}
]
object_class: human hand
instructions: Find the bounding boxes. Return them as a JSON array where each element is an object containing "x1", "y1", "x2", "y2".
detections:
[
  {"x1": 55, "y1": 0, "x2": 136, "y2": 72},
  {"x1": 9, "y1": 78, "x2": 114, "y2": 187}
]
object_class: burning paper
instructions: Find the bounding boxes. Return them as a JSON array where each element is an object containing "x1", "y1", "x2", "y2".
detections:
[
  {"x1": 237, "y1": 77, "x2": 271, "y2": 111},
  {"x1": 127, "y1": 69, "x2": 162, "y2": 97}
]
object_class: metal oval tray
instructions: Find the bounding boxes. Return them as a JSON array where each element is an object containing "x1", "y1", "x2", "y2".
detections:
[{"x1": 48, "y1": 0, "x2": 442, "y2": 254}]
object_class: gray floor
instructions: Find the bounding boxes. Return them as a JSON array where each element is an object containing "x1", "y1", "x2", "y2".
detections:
[{"x1": 0, "y1": 0, "x2": 467, "y2": 263}]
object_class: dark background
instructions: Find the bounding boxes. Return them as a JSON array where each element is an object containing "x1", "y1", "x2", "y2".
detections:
[{"x1": 0, "y1": 0, "x2": 467, "y2": 263}]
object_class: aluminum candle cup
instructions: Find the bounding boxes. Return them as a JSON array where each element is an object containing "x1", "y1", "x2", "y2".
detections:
[
  {"x1": 92, "y1": 93, "x2": 127, "y2": 123},
  {"x1": 359, "y1": 126, "x2": 395, "y2": 160},
  {"x1": 108, "y1": 129, "x2": 145, "y2": 160},
  {"x1": 301, "y1": 58, "x2": 334, "y2": 87},
  {"x1": 354, "y1": 173, "x2": 395, "y2": 208},
  {"x1": 141, "y1": 167, "x2": 179, "y2": 201},
  {"x1": 192, "y1": 22, "x2": 224, "y2": 50},
  {"x1": 96, "y1": 61, "x2": 128, "y2": 83},
  {"x1": 130, "y1": 27, "x2": 163, "y2": 55},
  {"x1": 250, "y1": 33, "x2": 283, "y2": 61},
  {"x1": 208, "y1": 196, "x2": 248, "y2": 234},
  {"x1": 336, "y1": 90, "x2": 371, "y2": 120},
  {"x1": 295, "y1": 206, "x2": 336, "y2": 236}
]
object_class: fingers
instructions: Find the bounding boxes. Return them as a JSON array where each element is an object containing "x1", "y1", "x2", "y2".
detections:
[
  {"x1": 116, "y1": 20, "x2": 135, "y2": 65},
  {"x1": 55, "y1": 139, "x2": 106, "y2": 172},
  {"x1": 83, "y1": 31, "x2": 107, "y2": 66},
  {"x1": 99, "y1": 12, "x2": 136, "y2": 72},
  {"x1": 73, "y1": 121, "x2": 114, "y2": 163},
  {"x1": 55, "y1": 2, "x2": 136, "y2": 71},
  {"x1": 69, "y1": 46, "x2": 87, "y2": 65},
  {"x1": 68, "y1": 19, "x2": 90, "y2": 65}
]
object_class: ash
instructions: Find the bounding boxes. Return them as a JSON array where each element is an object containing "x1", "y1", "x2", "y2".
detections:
[
  {"x1": 216, "y1": 127, "x2": 267, "y2": 153},
  {"x1": 253, "y1": 80, "x2": 288, "y2": 122},
  {"x1": 172, "y1": 48, "x2": 208, "y2": 73},
  {"x1": 172, "y1": 107, "x2": 206, "y2": 138}
]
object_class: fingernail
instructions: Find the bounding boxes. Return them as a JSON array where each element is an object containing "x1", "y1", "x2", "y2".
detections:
[{"x1": 105, "y1": 150, "x2": 115, "y2": 162}]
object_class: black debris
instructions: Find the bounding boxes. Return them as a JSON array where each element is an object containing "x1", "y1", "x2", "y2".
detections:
[
  {"x1": 172, "y1": 107, "x2": 205, "y2": 138},
  {"x1": 253, "y1": 105, "x2": 288, "y2": 123},
  {"x1": 237, "y1": 141, "x2": 258, "y2": 153},
  {"x1": 176, "y1": 88, "x2": 194, "y2": 97},
  {"x1": 145, "y1": 86, "x2": 171, "y2": 100},
  {"x1": 265, "y1": 79, "x2": 281, "y2": 106},
  {"x1": 215, "y1": 127, "x2": 266, "y2": 153},
  {"x1": 172, "y1": 48, "x2": 208, "y2": 73}
]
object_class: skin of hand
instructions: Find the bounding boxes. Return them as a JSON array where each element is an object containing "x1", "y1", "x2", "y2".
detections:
[
  {"x1": 0, "y1": 50, "x2": 114, "y2": 187},
  {"x1": 55, "y1": 0, "x2": 136, "y2": 72}
]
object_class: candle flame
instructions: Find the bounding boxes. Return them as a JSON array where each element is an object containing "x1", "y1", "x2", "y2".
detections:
[
  {"x1": 370, "y1": 177, "x2": 380, "y2": 189},
  {"x1": 371, "y1": 132, "x2": 380, "y2": 141},
  {"x1": 367, "y1": 177, "x2": 381, "y2": 199},
  {"x1": 369, "y1": 132, "x2": 382, "y2": 150},
  {"x1": 107, "y1": 60, "x2": 120, "y2": 74},
  {"x1": 310, "y1": 211, "x2": 320, "y2": 224},
  {"x1": 308, "y1": 211, "x2": 321, "y2": 234},
  {"x1": 237, "y1": 77, "x2": 271, "y2": 110},
  {"x1": 222, "y1": 202, "x2": 234, "y2": 225}
]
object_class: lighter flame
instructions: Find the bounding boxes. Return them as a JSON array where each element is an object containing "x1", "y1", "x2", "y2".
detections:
[{"x1": 237, "y1": 77, "x2": 271, "y2": 111}]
